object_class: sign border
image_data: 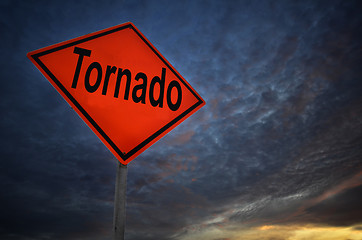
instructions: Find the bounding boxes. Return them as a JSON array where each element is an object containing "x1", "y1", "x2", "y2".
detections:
[{"x1": 27, "y1": 22, "x2": 205, "y2": 165}]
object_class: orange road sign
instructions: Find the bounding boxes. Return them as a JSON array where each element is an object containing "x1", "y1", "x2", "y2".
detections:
[{"x1": 27, "y1": 22, "x2": 205, "y2": 165}]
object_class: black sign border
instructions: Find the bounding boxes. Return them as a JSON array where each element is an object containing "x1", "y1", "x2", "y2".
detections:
[{"x1": 28, "y1": 23, "x2": 204, "y2": 164}]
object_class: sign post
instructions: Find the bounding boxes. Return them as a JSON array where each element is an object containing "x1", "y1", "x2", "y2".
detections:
[
  {"x1": 113, "y1": 162, "x2": 127, "y2": 240},
  {"x1": 27, "y1": 22, "x2": 205, "y2": 238}
]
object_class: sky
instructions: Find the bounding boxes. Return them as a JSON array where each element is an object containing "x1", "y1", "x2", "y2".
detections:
[{"x1": 0, "y1": 0, "x2": 362, "y2": 240}]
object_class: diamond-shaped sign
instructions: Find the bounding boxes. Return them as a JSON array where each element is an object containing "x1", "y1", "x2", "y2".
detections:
[{"x1": 27, "y1": 22, "x2": 205, "y2": 165}]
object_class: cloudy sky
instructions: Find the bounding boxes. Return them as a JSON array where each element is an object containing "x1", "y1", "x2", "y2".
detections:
[{"x1": 1, "y1": 0, "x2": 362, "y2": 239}]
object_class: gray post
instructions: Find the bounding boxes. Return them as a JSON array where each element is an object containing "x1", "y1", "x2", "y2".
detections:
[{"x1": 113, "y1": 161, "x2": 128, "y2": 240}]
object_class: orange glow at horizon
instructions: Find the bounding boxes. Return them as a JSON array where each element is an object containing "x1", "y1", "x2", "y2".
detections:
[{"x1": 175, "y1": 224, "x2": 362, "y2": 240}]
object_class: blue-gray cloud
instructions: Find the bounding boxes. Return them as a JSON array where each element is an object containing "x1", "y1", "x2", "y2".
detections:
[{"x1": 0, "y1": 0, "x2": 361, "y2": 239}]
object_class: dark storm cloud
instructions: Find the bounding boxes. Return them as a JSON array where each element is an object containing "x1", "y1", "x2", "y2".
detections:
[
  {"x1": 155, "y1": 0, "x2": 362, "y2": 237},
  {"x1": 1, "y1": 0, "x2": 362, "y2": 239},
  {"x1": 305, "y1": 184, "x2": 362, "y2": 226}
]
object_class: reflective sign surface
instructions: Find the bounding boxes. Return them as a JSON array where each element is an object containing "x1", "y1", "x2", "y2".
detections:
[{"x1": 28, "y1": 22, "x2": 205, "y2": 165}]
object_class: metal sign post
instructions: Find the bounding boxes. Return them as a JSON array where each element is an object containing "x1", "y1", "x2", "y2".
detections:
[{"x1": 113, "y1": 162, "x2": 128, "y2": 240}]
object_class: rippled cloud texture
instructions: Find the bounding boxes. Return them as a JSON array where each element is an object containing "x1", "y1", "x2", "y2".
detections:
[{"x1": 0, "y1": 0, "x2": 361, "y2": 239}]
